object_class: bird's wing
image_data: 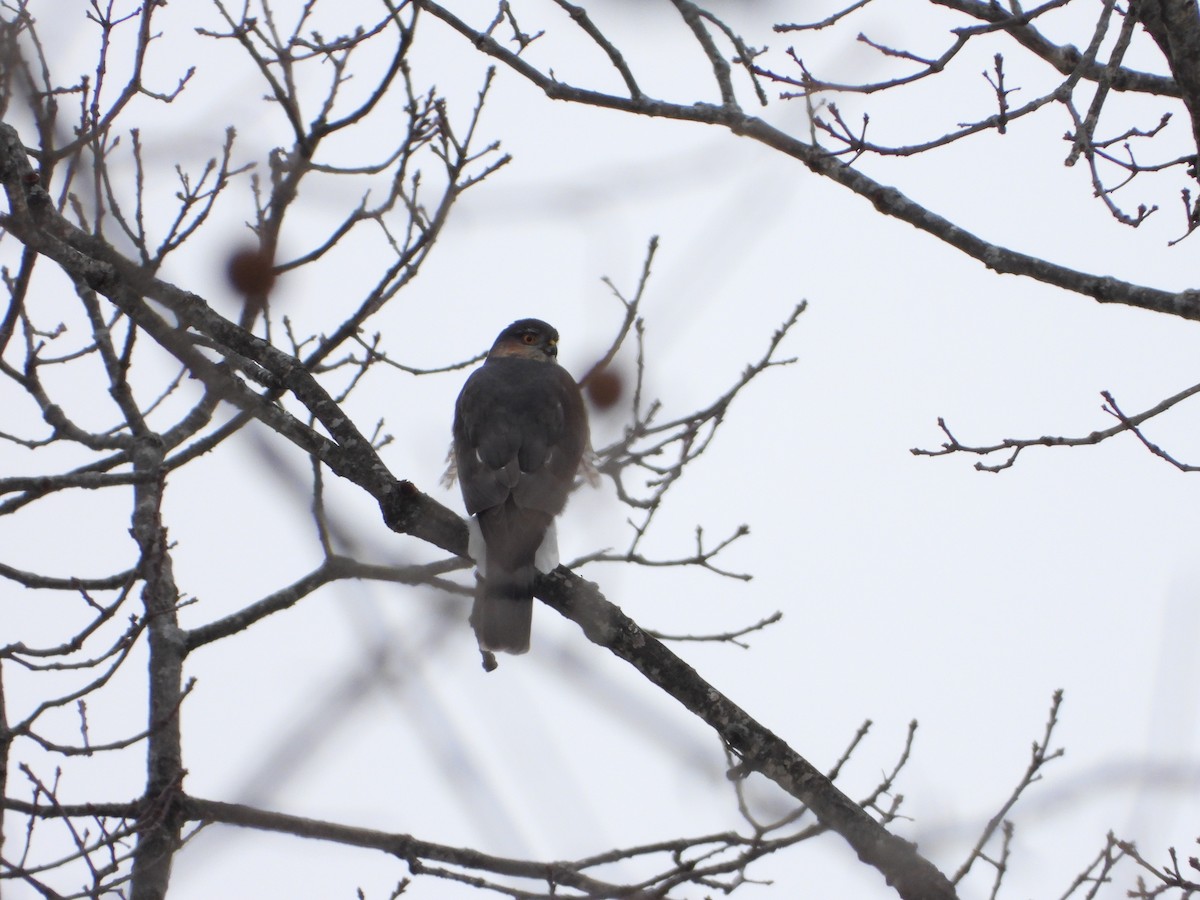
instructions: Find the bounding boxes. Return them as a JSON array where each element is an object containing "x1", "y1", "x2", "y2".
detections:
[{"x1": 453, "y1": 358, "x2": 587, "y2": 517}]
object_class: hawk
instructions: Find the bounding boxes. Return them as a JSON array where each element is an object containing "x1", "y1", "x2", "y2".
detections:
[{"x1": 451, "y1": 318, "x2": 589, "y2": 657}]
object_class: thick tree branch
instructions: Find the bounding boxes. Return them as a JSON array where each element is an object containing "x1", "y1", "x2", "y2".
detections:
[
  {"x1": 931, "y1": 0, "x2": 1178, "y2": 96},
  {"x1": 127, "y1": 437, "x2": 184, "y2": 900},
  {"x1": 535, "y1": 567, "x2": 957, "y2": 900},
  {"x1": 1136, "y1": 0, "x2": 1200, "y2": 154}
]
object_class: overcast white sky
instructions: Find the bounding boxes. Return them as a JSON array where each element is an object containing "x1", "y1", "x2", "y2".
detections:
[{"x1": 6, "y1": 2, "x2": 1200, "y2": 898}]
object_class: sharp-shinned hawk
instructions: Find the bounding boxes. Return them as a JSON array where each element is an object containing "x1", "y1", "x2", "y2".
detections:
[{"x1": 451, "y1": 318, "x2": 589, "y2": 657}]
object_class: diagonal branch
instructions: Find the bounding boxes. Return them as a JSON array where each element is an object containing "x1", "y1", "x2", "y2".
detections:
[
  {"x1": 533, "y1": 567, "x2": 957, "y2": 900},
  {"x1": 414, "y1": 0, "x2": 1200, "y2": 322}
]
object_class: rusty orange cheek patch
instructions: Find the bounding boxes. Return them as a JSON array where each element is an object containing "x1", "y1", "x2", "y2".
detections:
[{"x1": 490, "y1": 339, "x2": 552, "y2": 360}]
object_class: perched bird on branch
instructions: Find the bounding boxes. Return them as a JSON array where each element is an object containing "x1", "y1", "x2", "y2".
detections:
[{"x1": 450, "y1": 318, "x2": 589, "y2": 662}]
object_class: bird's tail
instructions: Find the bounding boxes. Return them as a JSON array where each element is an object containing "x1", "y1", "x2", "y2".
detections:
[
  {"x1": 469, "y1": 501, "x2": 554, "y2": 656},
  {"x1": 470, "y1": 569, "x2": 534, "y2": 654}
]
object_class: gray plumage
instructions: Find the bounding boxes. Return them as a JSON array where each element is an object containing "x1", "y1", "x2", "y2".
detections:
[{"x1": 452, "y1": 319, "x2": 588, "y2": 655}]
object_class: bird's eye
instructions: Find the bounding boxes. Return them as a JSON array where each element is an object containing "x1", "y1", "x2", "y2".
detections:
[{"x1": 522, "y1": 333, "x2": 537, "y2": 344}]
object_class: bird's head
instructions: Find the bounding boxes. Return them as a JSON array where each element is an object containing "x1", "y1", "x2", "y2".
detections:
[{"x1": 488, "y1": 318, "x2": 560, "y2": 362}]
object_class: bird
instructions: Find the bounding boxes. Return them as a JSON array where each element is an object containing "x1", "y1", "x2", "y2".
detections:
[{"x1": 450, "y1": 318, "x2": 589, "y2": 660}]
